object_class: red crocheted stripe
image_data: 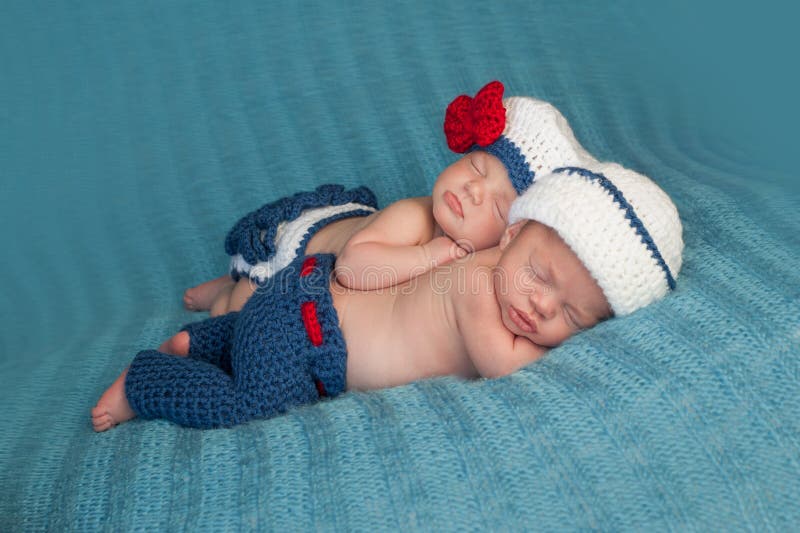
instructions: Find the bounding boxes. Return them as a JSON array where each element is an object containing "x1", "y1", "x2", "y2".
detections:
[
  {"x1": 300, "y1": 257, "x2": 317, "y2": 277},
  {"x1": 315, "y1": 379, "x2": 327, "y2": 397},
  {"x1": 301, "y1": 301, "x2": 323, "y2": 346}
]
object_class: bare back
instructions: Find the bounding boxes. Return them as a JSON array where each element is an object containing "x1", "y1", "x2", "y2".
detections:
[
  {"x1": 306, "y1": 196, "x2": 437, "y2": 256},
  {"x1": 303, "y1": 213, "x2": 378, "y2": 256}
]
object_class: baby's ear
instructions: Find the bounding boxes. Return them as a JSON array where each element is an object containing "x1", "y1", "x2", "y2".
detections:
[{"x1": 499, "y1": 220, "x2": 527, "y2": 250}]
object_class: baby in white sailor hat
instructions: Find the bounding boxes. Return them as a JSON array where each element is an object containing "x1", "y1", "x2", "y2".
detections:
[{"x1": 492, "y1": 160, "x2": 684, "y2": 350}]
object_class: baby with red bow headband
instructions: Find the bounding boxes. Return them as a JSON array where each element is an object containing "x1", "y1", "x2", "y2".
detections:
[{"x1": 184, "y1": 81, "x2": 597, "y2": 316}]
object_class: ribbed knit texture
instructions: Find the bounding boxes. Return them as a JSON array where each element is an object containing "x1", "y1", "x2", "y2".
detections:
[
  {"x1": 2, "y1": 1, "x2": 798, "y2": 530},
  {"x1": 481, "y1": 96, "x2": 597, "y2": 194},
  {"x1": 509, "y1": 161, "x2": 684, "y2": 316},
  {"x1": 126, "y1": 254, "x2": 346, "y2": 429},
  {"x1": 225, "y1": 183, "x2": 378, "y2": 280}
]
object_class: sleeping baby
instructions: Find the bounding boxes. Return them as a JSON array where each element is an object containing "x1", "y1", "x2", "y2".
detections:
[
  {"x1": 183, "y1": 81, "x2": 598, "y2": 316},
  {"x1": 92, "y1": 158, "x2": 683, "y2": 430}
]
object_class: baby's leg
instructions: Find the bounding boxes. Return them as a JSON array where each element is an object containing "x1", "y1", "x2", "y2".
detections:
[
  {"x1": 180, "y1": 312, "x2": 239, "y2": 373},
  {"x1": 119, "y1": 288, "x2": 319, "y2": 428},
  {"x1": 158, "y1": 331, "x2": 190, "y2": 356},
  {"x1": 91, "y1": 313, "x2": 240, "y2": 431},
  {"x1": 92, "y1": 367, "x2": 135, "y2": 432},
  {"x1": 226, "y1": 277, "x2": 256, "y2": 313},
  {"x1": 209, "y1": 282, "x2": 235, "y2": 317},
  {"x1": 122, "y1": 350, "x2": 242, "y2": 429},
  {"x1": 146, "y1": 295, "x2": 317, "y2": 427},
  {"x1": 159, "y1": 311, "x2": 239, "y2": 359},
  {"x1": 123, "y1": 336, "x2": 314, "y2": 429},
  {"x1": 184, "y1": 275, "x2": 234, "y2": 312}
]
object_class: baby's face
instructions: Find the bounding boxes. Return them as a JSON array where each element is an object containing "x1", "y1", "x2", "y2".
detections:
[
  {"x1": 493, "y1": 220, "x2": 612, "y2": 348},
  {"x1": 432, "y1": 151, "x2": 517, "y2": 251}
]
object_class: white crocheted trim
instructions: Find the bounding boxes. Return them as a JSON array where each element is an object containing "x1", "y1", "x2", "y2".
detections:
[
  {"x1": 230, "y1": 202, "x2": 377, "y2": 282},
  {"x1": 509, "y1": 162, "x2": 683, "y2": 316},
  {"x1": 502, "y1": 96, "x2": 596, "y2": 175}
]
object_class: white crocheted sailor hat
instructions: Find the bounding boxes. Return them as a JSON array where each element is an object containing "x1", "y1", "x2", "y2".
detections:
[
  {"x1": 444, "y1": 80, "x2": 595, "y2": 194},
  {"x1": 508, "y1": 161, "x2": 684, "y2": 316}
]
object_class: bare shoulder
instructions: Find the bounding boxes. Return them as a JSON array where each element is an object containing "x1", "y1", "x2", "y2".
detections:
[
  {"x1": 381, "y1": 197, "x2": 434, "y2": 225},
  {"x1": 448, "y1": 250, "x2": 501, "y2": 311},
  {"x1": 450, "y1": 263, "x2": 501, "y2": 330},
  {"x1": 349, "y1": 196, "x2": 435, "y2": 246},
  {"x1": 451, "y1": 258, "x2": 547, "y2": 378}
]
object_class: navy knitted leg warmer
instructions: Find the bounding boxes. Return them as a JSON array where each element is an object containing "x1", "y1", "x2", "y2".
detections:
[
  {"x1": 181, "y1": 312, "x2": 239, "y2": 373},
  {"x1": 124, "y1": 253, "x2": 346, "y2": 429},
  {"x1": 124, "y1": 338, "x2": 320, "y2": 429},
  {"x1": 125, "y1": 350, "x2": 241, "y2": 428}
]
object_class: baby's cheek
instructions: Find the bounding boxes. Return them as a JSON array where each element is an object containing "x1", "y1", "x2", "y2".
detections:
[
  {"x1": 490, "y1": 211, "x2": 507, "y2": 238},
  {"x1": 561, "y1": 319, "x2": 581, "y2": 341},
  {"x1": 475, "y1": 220, "x2": 505, "y2": 250}
]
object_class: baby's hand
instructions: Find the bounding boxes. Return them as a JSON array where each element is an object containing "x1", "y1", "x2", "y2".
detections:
[{"x1": 424, "y1": 235, "x2": 469, "y2": 267}]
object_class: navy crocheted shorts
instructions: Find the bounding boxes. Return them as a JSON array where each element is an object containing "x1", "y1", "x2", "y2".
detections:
[
  {"x1": 225, "y1": 184, "x2": 378, "y2": 282},
  {"x1": 125, "y1": 253, "x2": 347, "y2": 429}
]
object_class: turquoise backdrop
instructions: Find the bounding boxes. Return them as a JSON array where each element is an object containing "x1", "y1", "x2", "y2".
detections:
[{"x1": 1, "y1": 1, "x2": 798, "y2": 530}]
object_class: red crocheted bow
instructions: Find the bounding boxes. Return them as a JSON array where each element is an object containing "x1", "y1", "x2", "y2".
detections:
[{"x1": 444, "y1": 80, "x2": 506, "y2": 153}]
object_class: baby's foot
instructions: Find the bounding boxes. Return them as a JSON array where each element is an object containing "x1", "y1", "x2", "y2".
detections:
[
  {"x1": 92, "y1": 368, "x2": 136, "y2": 432},
  {"x1": 158, "y1": 330, "x2": 190, "y2": 356},
  {"x1": 183, "y1": 276, "x2": 233, "y2": 311}
]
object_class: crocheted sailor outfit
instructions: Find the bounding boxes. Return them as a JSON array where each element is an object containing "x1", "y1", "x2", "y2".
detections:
[
  {"x1": 226, "y1": 184, "x2": 378, "y2": 283},
  {"x1": 125, "y1": 253, "x2": 346, "y2": 428}
]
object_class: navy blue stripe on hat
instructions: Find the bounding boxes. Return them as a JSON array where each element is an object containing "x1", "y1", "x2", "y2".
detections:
[
  {"x1": 472, "y1": 136, "x2": 535, "y2": 195},
  {"x1": 553, "y1": 166, "x2": 677, "y2": 291}
]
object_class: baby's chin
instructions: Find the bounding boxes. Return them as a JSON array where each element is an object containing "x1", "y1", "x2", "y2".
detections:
[
  {"x1": 433, "y1": 210, "x2": 501, "y2": 251},
  {"x1": 431, "y1": 207, "x2": 453, "y2": 234},
  {"x1": 500, "y1": 306, "x2": 534, "y2": 342},
  {"x1": 434, "y1": 220, "x2": 464, "y2": 246}
]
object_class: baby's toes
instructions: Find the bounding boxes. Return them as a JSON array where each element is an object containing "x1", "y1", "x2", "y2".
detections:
[
  {"x1": 91, "y1": 406, "x2": 115, "y2": 431},
  {"x1": 183, "y1": 290, "x2": 197, "y2": 310},
  {"x1": 92, "y1": 413, "x2": 115, "y2": 432}
]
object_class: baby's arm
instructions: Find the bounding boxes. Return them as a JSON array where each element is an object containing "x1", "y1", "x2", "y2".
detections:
[
  {"x1": 469, "y1": 329, "x2": 547, "y2": 379},
  {"x1": 455, "y1": 279, "x2": 548, "y2": 379},
  {"x1": 335, "y1": 197, "x2": 465, "y2": 290}
]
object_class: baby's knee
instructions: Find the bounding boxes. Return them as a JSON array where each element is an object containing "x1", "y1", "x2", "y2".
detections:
[{"x1": 159, "y1": 331, "x2": 190, "y2": 356}]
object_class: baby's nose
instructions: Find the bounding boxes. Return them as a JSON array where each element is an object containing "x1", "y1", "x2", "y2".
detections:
[
  {"x1": 530, "y1": 287, "x2": 556, "y2": 318},
  {"x1": 465, "y1": 180, "x2": 484, "y2": 204}
]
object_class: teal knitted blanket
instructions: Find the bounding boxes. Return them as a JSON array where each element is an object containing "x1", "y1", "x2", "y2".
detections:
[{"x1": 2, "y1": 1, "x2": 798, "y2": 530}]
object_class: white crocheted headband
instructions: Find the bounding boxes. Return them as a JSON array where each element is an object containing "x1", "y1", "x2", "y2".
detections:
[
  {"x1": 509, "y1": 161, "x2": 684, "y2": 316},
  {"x1": 444, "y1": 80, "x2": 594, "y2": 194}
]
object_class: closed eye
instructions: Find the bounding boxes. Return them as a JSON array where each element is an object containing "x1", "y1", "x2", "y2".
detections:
[
  {"x1": 470, "y1": 154, "x2": 486, "y2": 176},
  {"x1": 494, "y1": 201, "x2": 505, "y2": 221},
  {"x1": 470, "y1": 159, "x2": 482, "y2": 175},
  {"x1": 565, "y1": 308, "x2": 581, "y2": 330},
  {"x1": 534, "y1": 265, "x2": 548, "y2": 284}
]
